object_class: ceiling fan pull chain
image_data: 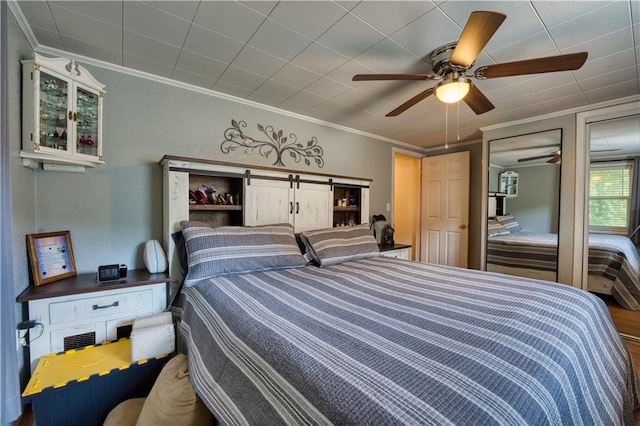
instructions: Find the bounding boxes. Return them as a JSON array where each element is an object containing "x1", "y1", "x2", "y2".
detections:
[
  {"x1": 456, "y1": 101, "x2": 461, "y2": 141},
  {"x1": 445, "y1": 103, "x2": 449, "y2": 149}
]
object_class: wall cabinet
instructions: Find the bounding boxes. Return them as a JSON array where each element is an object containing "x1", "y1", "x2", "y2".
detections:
[
  {"x1": 161, "y1": 155, "x2": 371, "y2": 290},
  {"x1": 499, "y1": 170, "x2": 519, "y2": 197},
  {"x1": 21, "y1": 54, "x2": 105, "y2": 172}
]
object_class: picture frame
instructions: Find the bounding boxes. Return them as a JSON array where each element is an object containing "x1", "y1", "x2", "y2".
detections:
[{"x1": 26, "y1": 230, "x2": 77, "y2": 286}]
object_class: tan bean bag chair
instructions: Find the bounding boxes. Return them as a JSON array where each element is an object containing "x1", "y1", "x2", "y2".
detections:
[{"x1": 104, "y1": 354, "x2": 213, "y2": 426}]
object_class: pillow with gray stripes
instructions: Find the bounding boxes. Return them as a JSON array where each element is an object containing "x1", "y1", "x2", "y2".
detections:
[
  {"x1": 180, "y1": 222, "x2": 307, "y2": 286},
  {"x1": 301, "y1": 225, "x2": 380, "y2": 267}
]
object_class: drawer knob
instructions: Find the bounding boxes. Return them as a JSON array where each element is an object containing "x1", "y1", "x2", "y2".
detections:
[{"x1": 92, "y1": 301, "x2": 119, "y2": 310}]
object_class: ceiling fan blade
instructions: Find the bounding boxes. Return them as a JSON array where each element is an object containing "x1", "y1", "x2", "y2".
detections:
[
  {"x1": 463, "y1": 84, "x2": 495, "y2": 115},
  {"x1": 475, "y1": 52, "x2": 588, "y2": 79},
  {"x1": 450, "y1": 11, "x2": 506, "y2": 67},
  {"x1": 353, "y1": 73, "x2": 437, "y2": 81},
  {"x1": 518, "y1": 153, "x2": 556, "y2": 162},
  {"x1": 386, "y1": 88, "x2": 434, "y2": 117}
]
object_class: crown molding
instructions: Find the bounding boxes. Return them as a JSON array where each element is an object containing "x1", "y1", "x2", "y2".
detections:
[{"x1": 480, "y1": 94, "x2": 640, "y2": 132}]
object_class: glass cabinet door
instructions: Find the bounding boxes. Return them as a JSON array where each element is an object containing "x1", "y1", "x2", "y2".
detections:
[
  {"x1": 75, "y1": 86, "x2": 100, "y2": 157},
  {"x1": 38, "y1": 72, "x2": 70, "y2": 153}
]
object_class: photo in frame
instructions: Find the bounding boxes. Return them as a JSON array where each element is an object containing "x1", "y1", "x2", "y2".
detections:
[{"x1": 26, "y1": 231, "x2": 77, "y2": 286}]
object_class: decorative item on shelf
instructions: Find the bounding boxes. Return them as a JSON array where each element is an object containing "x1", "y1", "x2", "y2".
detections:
[
  {"x1": 26, "y1": 230, "x2": 77, "y2": 286},
  {"x1": 381, "y1": 224, "x2": 395, "y2": 246},
  {"x1": 220, "y1": 119, "x2": 324, "y2": 168},
  {"x1": 348, "y1": 194, "x2": 358, "y2": 206},
  {"x1": 143, "y1": 240, "x2": 167, "y2": 274}
]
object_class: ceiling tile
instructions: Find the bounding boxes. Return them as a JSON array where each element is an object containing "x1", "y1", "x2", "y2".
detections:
[
  {"x1": 30, "y1": 26, "x2": 65, "y2": 50},
  {"x1": 231, "y1": 46, "x2": 287, "y2": 78},
  {"x1": 577, "y1": 67, "x2": 638, "y2": 92},
  {"x1": 50, "y1": 4, "x2": 122, "y2": 51},
  {"x1": 316, "y1": 13, "x2": 386, "y2": 58},
  {"x1": 212, "y1": 80, "x2": 254, "y2": 99},
  {"x1": 246, "y1": 90, "x2": 284, "y2": 107},
  {"x1": 123, "y1": 30, "x2": 181, "y2": 67},
  {"x1": 283, "y1": 90, "x2": 329, "y2": 109},
  {"x1": 247, "y1": 19, "x2": 313, "y2": 62},
  {"x1": 268, "y1": 1, "x2": 348, "y2": 40},
  {"x1": 141, "y1": 1, "x2": 199, "y2": 21},
  {"x1": 539, "y1": 93, "x2": 589, "y2": 112},
  {"x1": 545, "y1": 2, "x2": 631, "y2": 50},
  {"x1": 325, "y1": 60, "x2": 377, "y2": 89},
  {"x1": 353, "y1": 38, "x2": 425, "y2": 74},
  {"x1": 305, "y1": 77, "x2": 351, "y2": 99},
  {"x1": 123, "y1": 53, "x2": 174, "y2": 78},
  {"x1": 573, "y1": 49, "x2": 637, "y2": 80},
  {"x1": 193, "y1": 1, "x2": 267, "y2": 44},
  {"x1": 516, "y1": 72, "x2": 576, "y2": 94},
  {"x1": 532, "y1": 1, "x2": 616, "y2": 29},
  {"x1": 238, "y1": 1, "x2": 278, "y2": 16},
  {"x1": 183, "y1": 25, "x2": 245, "y2": 64},
  {"x1": 50, "y1": 1, "x2": 123, "y2": 26},
  {"x1": 530, "y1": 82, "x2": 583, "y2": 103},
  {"x1": 482, "y1": 4, "x2": 547, "y2": 52},
  {"x1": 123, "y1": 1, "x2": 191, "y2": 47},
  {"x1": 16, "y1": 1, "x2": 57, "y2": 32},
  {"x1": 270, "y1": 63, "x2": 322, "y2": 89},
  {"x1": 349, "y1": 1, "x2": 437, "y2": 36},
  {"x1": 217, "y1": 65, "x2": 269, "y2": 92},
  {"x1": 390, "y1": 9, "x2": 462, "y2": 57},
  {"x1": 171, "y1": 68, "x2": 217, "y2": 89},
  {"x1": 584, "y1": 80, "x2": 640, "y2": 103},
  {"x1": 60, "y1": 35, "x2": 122, "y2": 65},
  {"x1": 290, "y1": 43, "x2": 350, "y2": 77},
  {"x1": 568, "y1": 27, "x2": 633, "y2": 61},
  {"x1": 489, "y1": 31, "x2": 557, "y2": 64},
  {"x1": 174, "y1": 50, "x2": 229, "y2": 81},
  {"x1": 252, "y1": 80, "x2": 300, "y2": 101}
]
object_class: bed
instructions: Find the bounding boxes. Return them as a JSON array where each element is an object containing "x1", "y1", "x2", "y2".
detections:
[
  {"x1": 175, "y1": 222, "x2": 640, "y2": 425},
  {"x1": 486, "y1": 214, "x2": 640, "y2": 311}
]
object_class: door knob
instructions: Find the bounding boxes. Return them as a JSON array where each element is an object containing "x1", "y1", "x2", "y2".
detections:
[{"x1": 459, "y1": 224, "x2": 467, "y2": 229}]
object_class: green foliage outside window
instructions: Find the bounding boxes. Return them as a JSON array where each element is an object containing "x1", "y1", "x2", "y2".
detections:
[{"x1": 589, "y1": 166, "x2": 631, "y2": 229}]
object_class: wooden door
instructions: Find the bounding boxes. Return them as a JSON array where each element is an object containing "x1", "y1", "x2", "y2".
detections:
[
  {"x1": 420, "y1": 151, "x2": 470, "y2": 267},
  {"x1": 244, "y1": 178, "x2": 293, "y2": 227},
  {"x1": 294, "y1": 182, "x2": 332, "y2": 232}
]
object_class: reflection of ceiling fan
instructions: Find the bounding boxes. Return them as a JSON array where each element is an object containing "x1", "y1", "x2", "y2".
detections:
[
  {"x1": 518, "y1": 148, "x2": 622, "y2": 164},
  {"x1": 353, "y1": 11, "x2": 588, "y2": 117}
]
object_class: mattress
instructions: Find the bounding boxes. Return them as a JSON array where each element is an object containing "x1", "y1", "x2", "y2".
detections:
[
  {"x1": 487, "y1": 232, "x2": 640, "y2": 310},
  {"x1": 176, "y1": 257, "x2": 640, "y2": 425}
]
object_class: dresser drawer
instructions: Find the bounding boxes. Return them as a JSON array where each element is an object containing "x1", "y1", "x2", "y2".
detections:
[{"x1": 49, "y1": 289, "x2": 153, "y2": 325}]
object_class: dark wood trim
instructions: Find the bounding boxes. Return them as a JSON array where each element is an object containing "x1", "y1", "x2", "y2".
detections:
[{"x1": 16, "y1": 269, "x2": 170, "y2": 302}]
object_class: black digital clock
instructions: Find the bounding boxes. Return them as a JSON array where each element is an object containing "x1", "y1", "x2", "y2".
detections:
[{"x1": 97, "y1": 264, "x2": 121, "y2": 283}]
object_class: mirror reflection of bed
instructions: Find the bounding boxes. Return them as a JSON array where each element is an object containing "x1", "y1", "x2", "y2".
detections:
[
  {"x1": 487, "y1": 129, "x2": 561, "y2": 282},
  {"x1": 487, "y1": 119, "x2": 640, "y2": 320}
]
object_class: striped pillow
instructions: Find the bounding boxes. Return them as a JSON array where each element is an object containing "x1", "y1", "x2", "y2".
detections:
[
  {"x1": 301, "y1": 225, "x2": 380, "y2": 267},
  {"x1": 496, "y1": 214, "x2": 521, "y2": 232},
  {"x1": 180, "y1": 222, "x2": 307, "y2": 286},
  {"x1": 487, "y1": 218, "x2": 510, "y2": 237}
]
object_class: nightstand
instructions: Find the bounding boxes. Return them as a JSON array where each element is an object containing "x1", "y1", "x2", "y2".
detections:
[
  {"x1": 17, "y1": 270, "x2": 170, "y2": 373},
  {"x1": 379, "y1": 244, "x2": 412, "y2": 260}
]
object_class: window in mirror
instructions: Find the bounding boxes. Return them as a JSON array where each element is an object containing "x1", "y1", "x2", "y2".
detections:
[{"x1": 589, "y1": 161, "x2": 632, "y2": 235}]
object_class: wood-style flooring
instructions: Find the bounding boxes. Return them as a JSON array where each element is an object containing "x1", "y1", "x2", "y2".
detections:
[{"x1": 15, "y1": 295, "x2": 640, "y2": 426}]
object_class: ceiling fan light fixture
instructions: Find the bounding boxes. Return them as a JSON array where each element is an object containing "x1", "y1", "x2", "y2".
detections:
[{"x1": 435, "y1": 76, "x2": 470, "y2": 104}]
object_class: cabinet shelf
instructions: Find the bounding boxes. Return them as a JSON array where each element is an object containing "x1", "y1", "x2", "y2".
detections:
[
  {"x1": 189, "y1": 204, "x2": 242, "y2": 211},
  {"x1": 334, "y1": 206, "x2": 361, "y2": 212}
]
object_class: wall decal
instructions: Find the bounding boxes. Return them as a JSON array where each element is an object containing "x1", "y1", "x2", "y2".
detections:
[{"x1": 221, "y1": 120, "x2": 324, "y2": 168}]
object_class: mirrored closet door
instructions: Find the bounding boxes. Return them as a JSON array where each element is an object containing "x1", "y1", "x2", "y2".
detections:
[{"x1": 486, "y1": 129, "x2": 562, "y2": 282}]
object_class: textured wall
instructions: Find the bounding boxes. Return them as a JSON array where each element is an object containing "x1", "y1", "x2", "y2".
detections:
[{"x1": 28, "y1": 63, "x2": 422, "y2": 274}]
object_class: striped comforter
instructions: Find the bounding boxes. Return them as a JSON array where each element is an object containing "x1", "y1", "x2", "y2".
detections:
[
  {"x1": 178, "y1": 257, "x2": 639, "y2": 425},
  {"x1": 488, "y1": 233, "x2": 640, "y2": 310}
]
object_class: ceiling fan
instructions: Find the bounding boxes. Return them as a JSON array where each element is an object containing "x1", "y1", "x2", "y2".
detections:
[
  {"x1": 353, "y1": 11, "x2": 588, "y2": 117},
  {"x1": 518, "y1": 148, "x2": 622, "y2": 164}
]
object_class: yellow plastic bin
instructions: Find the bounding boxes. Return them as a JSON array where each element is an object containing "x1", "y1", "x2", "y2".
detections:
[{"x1": 22, "y1": 338, "x2": 170, "y2": 426}]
